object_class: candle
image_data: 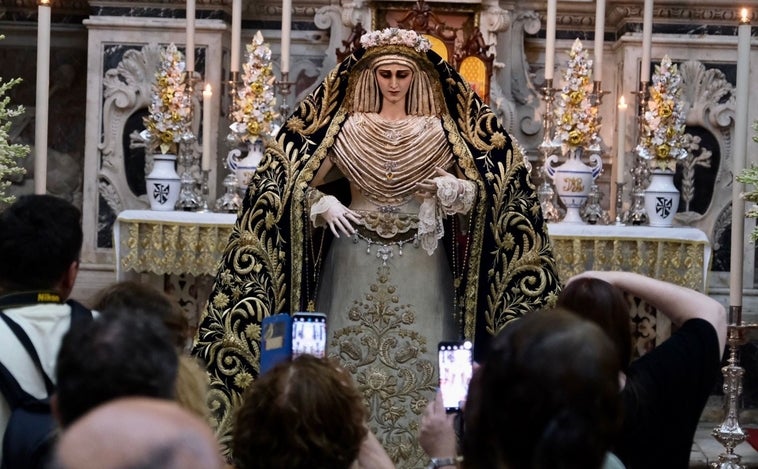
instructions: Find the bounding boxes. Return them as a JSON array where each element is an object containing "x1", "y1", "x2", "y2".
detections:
[
  {"x1": 202, "y1": 84, "x2": 213, "y2": 172},
  {"x1": 231, "y1": 0, "x2": 242, "y2": 73},
  {"x1": 186, "y1": 0, "x2": 195, "y2": 72},
  {"x1": 281, "y1": 0, "x2": 292, "y2": 74},
  {"x1": 640, "y1": 0, "x2": 653, "y2": 82},
  {"x1": 545, "y1": 0, "x2": 557, "y2": 80},
  {"x1": 594, "y1": 0, "x2": 606, "y2": 82},
  {"x1": 730, "y1": 8, "x2": 751, "y2": 309},
  {"x1": 616, "y1": 96, "x2": 627, "y2": 184},
  {"x1": 34, "y1": 0, "x2": 51, "y2": 195}
]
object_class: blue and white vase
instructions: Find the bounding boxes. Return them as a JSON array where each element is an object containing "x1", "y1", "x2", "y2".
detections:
[
  {"x1": 644, "y1": 170, "x2": 679, "y2": 227},
  {"x1": 546, "y1": 147, "x2": 603, "y2": 224},
  {"x1": 145, "y1": 153, "x2": 180, "y2": 211}
]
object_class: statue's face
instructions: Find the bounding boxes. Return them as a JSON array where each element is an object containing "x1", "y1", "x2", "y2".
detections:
[{"x1": 374, "y1": 64, "x2": 413, "y2": 107}]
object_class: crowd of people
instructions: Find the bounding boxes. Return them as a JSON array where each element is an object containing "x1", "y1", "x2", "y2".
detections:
[{"x1": 0, "y1": 26, "x2": 728, "y2": 469}]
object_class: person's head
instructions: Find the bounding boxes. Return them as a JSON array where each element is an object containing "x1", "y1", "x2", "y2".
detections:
[
  {"x1": 54, "y1": 313, "x2": 179, "y2": 427},
  {"x1": 0, "y1": 194, "x2": 82, "y2": 295},
  {"x1": 232, "y1": 355, "x2": 368, "y2": 469},
  {"x1": 52, "y1": 397, "x2": 223, "y2": 469},
  {"x1": 349, "y1": 28, "x2": 444, "y2": 116},
  {"x1": 92, "y1": 280, "x2": 190, "y2": 350},
  {"x1": 463, "y1": 309, "x2": 622, "y2": 469},
  {"x1": 557, "y1": 276, "x2": 633, "y2": 371}
]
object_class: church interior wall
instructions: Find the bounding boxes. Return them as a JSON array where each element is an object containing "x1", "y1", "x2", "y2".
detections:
[{"x1": 0, "y1": 0, "x2": 756, "y2": 318}]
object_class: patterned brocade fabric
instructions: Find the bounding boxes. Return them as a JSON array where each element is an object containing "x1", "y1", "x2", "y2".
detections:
[
  {"x1": 551, "y1": 237, "x2": 707, "y2": 291},
  {"x1": 119, "y1": 220, "x2": 233, "y2": 277},
  {"x1": 191, "y1": 47, "x2": 561, "y2": 458}
]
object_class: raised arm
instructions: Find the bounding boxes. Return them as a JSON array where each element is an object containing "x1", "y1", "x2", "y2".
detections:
[{"x1": 567, "y1": 271, "x2": 727, "y2": 355}]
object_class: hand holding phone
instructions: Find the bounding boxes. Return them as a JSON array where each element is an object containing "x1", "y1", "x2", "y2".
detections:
[{"x1": 438, "y1": 340, "x2": 473, "y2": 413}]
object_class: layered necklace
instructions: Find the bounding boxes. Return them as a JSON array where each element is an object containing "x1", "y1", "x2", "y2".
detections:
[{"x1": 331, "y1": 112, "x2": 453, "y2": 209}]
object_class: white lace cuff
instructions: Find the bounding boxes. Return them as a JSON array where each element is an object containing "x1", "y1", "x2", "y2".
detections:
[
  {"x1": 418, "y1": 198, "x2": 444, "y2": 256},
  {"x1": 309, "y1": 194, "x2": 340, "y2": 228},
  {"x1": 435, "y1": 175, "x2": 475, "y2": 215}
]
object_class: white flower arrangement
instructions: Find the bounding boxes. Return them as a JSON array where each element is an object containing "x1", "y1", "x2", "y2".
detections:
[
  {"x1": 635, "y1": 55, "x2": 688, "y2": 172},
  {"x1": 229, "y1": 31, "x2": 278, "y2": 143},
  {"x1": 141, "y1": 43, "x2": 193, "y2": 155},
  {"x1": 553, "y1": 39, "x2": 600, "y2": 154},
  {"x1": 737, "y1": 122, "x2": 758, "y2": 242},
  {"x1": 360, "y1": 28, "x2": 432, "y2": 53},
  {"x1": 0, "y1": 35, "x2": 29, "y2": 205}
]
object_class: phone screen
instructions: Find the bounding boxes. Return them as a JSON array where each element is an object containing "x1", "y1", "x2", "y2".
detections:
[
  {"x1": 292, "y1": 313, "x2": 327, "y2": 358},
  {"x1": 438, "y1": 341, "x2": 473, "y2": 412}
]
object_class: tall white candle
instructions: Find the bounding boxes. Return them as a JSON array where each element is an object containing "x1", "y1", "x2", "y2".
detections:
[
  {"x1": 34, "y1": 0, "x2": 51, "y2": 195},
  {"x1": 616, "y1": 96, "x2": 627, "y2": 184},
  {"x1": 281, "y1": 0, "x2": 292, "y2": 74},
  {"x1": 186, "y1": 0, "x2": 196, "y2": 72},
  {"x1": 202, "y1": 84, "x2": 213, "y2": 172},
  {"x1": 545, "y1": 0, "x2": 557, "y2": 80},
  {"x1": 594, "y1": 0, "x2": 606, "y2": 82},
  {"x1": 640, "y1": 0, "x2": 653, "y2": 82},
  {"x1": 730, "y1": 8, "x2": 751, "y2": 308},
  {"x1": 231, "y1": 0, "x2": 242, "y2": 73}
]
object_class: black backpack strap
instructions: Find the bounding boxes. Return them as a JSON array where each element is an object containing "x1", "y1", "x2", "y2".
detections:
[
  {"x1": 66, "y1": 299, "x2": 94, "y2": 324},
  {"x1": 0, "y1": 359, "x2": 38, "y2": 409},
  {"x1": 0, "y1": 312, "x2": 54, "y2": 395}
]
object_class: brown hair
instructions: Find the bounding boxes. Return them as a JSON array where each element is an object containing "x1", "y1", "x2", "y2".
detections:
[
  {"x1": 347, "y1": 45, "x2": 445, "y2": 116},
  {"x1": 557, "y1": 277, "x2": 633, "y2": 371},
  {"x1": 232, "y1": 355, "x2": 368, "y2": 469},
  {"x1": 92, "y1": 281, "x2": 189, "y2": 350},
  {"x1": 463, "y1": 310, "x2": 622, "y2": 469}
]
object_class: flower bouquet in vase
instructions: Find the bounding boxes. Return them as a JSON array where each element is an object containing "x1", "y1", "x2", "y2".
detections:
[
  {"x1": 226, "y1": 31, "x2": 278, "y2": 192},
  {"x1": 545, "y1": 39, "x2": 603, "y2": 223},
  {"x1": 140, "y1": 43, "x2": 193, "y2": 211},
  {"x1": 635, "y1": 55, "x2": 687, "y2": 227}
]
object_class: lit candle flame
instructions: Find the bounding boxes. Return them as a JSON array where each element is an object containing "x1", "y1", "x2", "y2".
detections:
[
  {"x1": 39, "y1": 0, "x2": 50, "y2": 5},
  {"x1": 618, "y1": 95, "x2": 627, "y2": 109},
  {"x1": 204, "y1": 83, "x2": 212, "y2": 95},
  {"x1": 741, "y1": 8, "x2": 750, "y2": 24}
]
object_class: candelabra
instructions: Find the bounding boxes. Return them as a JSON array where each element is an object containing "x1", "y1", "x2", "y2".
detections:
[
  {"x1": 175, "y1": 72, "x2": 204, "y2": 211},
  {"x1": 197, "y1": 170, "x2": 211, "y2": 212},
  {"x1": 711, "y1": 306, "x2": 758, "y2": 469},
  {"x1": 175, "y1": 133, "x2": 202, "y2": 211},
  {"x1": 215, "y1": 171, "x2": 243, "y2": 213},
  {"x1": 227, "y1": 71, "x2": 240, "y2": 119},
  {"x1": 215, "y1": 71, "x2": 245, "y2": 213},
  {"x1": 582, "y1": 182, "x2": 606, "y2": 225},
  {"x1": 625, "y1": 81, "x2": 652, "y2": 224},
  {"x1": 614, "y1": 181, "x2": 626, "y2": 225},
  {"x1": 538, "y1": 79, "x2": 562, "y2": 222},
  {"x1": 591, "y1": 80, "x2": 611, "y2": 106},
  {"x1": 277, "y1": 71, "x2": 294, "y2": 127}
]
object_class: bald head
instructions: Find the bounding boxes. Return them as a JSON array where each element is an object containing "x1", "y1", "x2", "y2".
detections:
[{"x1": 53, "y1": 398, "x2": 223, "y2": 469}]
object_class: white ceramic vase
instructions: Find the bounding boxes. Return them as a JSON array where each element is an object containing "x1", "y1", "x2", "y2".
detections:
[
  {"x1": 226, "y1": 137, "x2": 264, "y2": 191},
  {"x1": 644, "y1": 170, "x2": 680, "y2": 227},
  {"x1": 145, "y1": 153, "x2": 180, "y2": 211},
  {"x1": 545, "y1": 147, "x2": 603, "y2": 224}
]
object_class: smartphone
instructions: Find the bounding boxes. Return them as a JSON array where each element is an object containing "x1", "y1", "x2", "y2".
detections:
[
  {"x1": 260, "y1": 313, "x2": 293, "y2": 375},
  {"x1": 292, "y1": 312, "x2": 327, "y2": 358},
  {"x1": 438, "y1": 340, "x2": 473, "y2": 413}
]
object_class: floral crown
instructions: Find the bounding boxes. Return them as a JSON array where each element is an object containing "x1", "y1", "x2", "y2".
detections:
[{"x1": 360, "y1": 28, "x2": 431, "y2": 53}]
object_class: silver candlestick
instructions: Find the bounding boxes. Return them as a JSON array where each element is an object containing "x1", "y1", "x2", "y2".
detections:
[
  {"x1": 711, "y1": 307, "x2": 758, "y2": 469},
  {"x1": 538, "y1": 79, "x2": 562, "y2": 222},
  {"x1": 614, "y1": 181, "x2": 626, "y2": 225}
]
